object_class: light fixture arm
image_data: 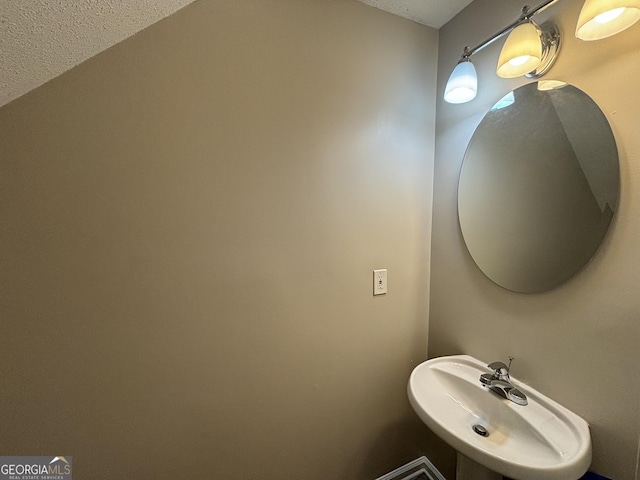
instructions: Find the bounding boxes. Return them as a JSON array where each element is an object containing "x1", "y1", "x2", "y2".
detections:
[{"x1": 459, "y1": 0, "x2": 562, "y2": 60}]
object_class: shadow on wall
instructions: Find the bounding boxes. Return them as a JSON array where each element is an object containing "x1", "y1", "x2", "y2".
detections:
[{"x1": 356, "y1": 418, "x2": 456, "y2": 480}]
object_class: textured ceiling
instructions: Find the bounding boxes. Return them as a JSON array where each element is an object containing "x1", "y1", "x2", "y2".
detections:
[
  {"x1": 0, "y1": 0, "x2": 197, "y2": 108},
  {"x1": 357, "y1": 0, "x2": 474, "y2": 28},
  {"x1": 0, "y1": 0, "x2": 472, "y2": 108}
]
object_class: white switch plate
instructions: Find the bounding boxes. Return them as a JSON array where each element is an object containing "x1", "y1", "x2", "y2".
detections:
[{"x1": 373, "y1": 269, "x2": 387, "y2": 295}]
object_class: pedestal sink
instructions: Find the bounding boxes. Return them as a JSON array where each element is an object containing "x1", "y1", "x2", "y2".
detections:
[{"x1": 408, "y1": 355, "x2": 591, "y2": 480}]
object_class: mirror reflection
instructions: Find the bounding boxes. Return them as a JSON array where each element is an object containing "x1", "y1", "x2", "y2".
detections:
[{"x1": 458, "y1": 81, "x2": 619, "y2": 293}]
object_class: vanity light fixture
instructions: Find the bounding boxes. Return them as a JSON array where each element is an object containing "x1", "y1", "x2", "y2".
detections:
[
  {"x1": 444, "y1": 0, "x2": 640, "y2": 104},
  {"x1": 576, "y1": 0, "x2": 640, "y2": 40},
  {"x1": 444, "y1": 0, "x2": 561, "y2": 104}
]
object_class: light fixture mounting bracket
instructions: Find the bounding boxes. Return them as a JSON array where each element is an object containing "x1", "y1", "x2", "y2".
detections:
[{"x1": 525, "y1": 21, "x2": 562, "y2": 78}]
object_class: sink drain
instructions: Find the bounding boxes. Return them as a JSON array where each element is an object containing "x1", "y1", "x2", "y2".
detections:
[{"x1": 472, "y1": 424, "x2": 489, "y2": 437}]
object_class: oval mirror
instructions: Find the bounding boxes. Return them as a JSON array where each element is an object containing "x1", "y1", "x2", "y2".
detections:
[{"x1": 458, "y1": 81, "x2": 619, "y2": 293}]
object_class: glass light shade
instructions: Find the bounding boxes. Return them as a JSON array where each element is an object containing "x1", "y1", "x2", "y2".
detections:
[
  {"x1": 444, "y1": 59, "x2": 477, "y2": 104},
  {"x1": 576, "y1": 0, "x2": 640, "y2": 40},
  {"x1": 496, "y1": 22, "x2": 543, "y2": 78}
]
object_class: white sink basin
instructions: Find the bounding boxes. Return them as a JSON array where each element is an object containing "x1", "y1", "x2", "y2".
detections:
[{"x1": 408, "y1": 355, "x2": 591, "y2": 480}]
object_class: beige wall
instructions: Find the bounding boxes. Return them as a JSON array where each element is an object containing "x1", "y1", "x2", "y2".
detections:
[
  {"x1": 432, "y1": 0, "x2": 640, "y2": 478},
  {"x1": 0, "y1": 1, "x2": 442, "y2": 478}
]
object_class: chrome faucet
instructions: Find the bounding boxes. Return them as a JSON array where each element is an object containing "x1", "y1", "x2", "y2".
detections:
[{"x1": 479, "y1": 356, "x2": 528, "y2": 406}]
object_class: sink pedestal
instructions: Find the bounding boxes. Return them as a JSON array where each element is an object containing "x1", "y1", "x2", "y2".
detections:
[{"x1": 456, "y1": 454, "x2": 502, "y2": 480}]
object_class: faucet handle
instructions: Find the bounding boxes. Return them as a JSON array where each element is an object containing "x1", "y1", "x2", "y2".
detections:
[
  {"x1": 487, "y1": 356, "x2": 513, "y2": 379},
  {"x1": 487, "y1": 356, "x2": 514, "y2": 380},
  {"x1": 488, "y1": 356, "x2": 514, "y2": 372},
  {"x1": 487, "y1": 361, "x2": 508, "y2": 372}
]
